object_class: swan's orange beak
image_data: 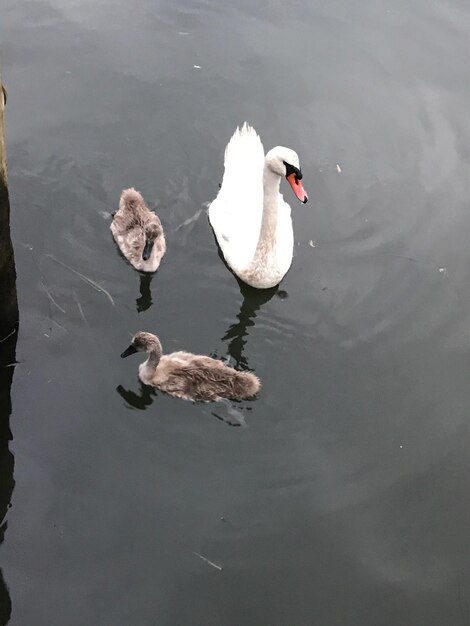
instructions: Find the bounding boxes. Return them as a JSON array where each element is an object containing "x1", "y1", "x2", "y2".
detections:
[{"x1": 287, "y1": 173, "x2": 308, "y2": 204}]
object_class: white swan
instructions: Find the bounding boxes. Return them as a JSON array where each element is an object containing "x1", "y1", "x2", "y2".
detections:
[{"x1": 208, "y1": 123, "x2": 308, "y2": 289}]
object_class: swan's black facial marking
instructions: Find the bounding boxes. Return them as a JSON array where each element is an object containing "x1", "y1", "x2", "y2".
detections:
[
  {"x1": 283, "y1": 161, "x2": 302, "y2": 182},
  {"x1": 284, "y1": 160, "x2": 308, "y2": 204}
]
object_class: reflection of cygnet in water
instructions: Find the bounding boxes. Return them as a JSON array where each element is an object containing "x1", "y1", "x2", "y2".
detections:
[
  {"x1": 111, "y1": 188, "x2": 166, "y2": 272},
  {"x1": 116, "y1": 381, "x2": 156, "y2": 411},
  {"x1": 136, "y1": 272, "x2": 153, "y2": 313},
  {"x1": 116, "y1": 382, "x2": 248, "y2": 428},
  {"x1": 121, "y1": 332, "x2": 261, "y2": 402},
  {"x1": 211, "y1": 398, "x2": 249, "y2": 428}
]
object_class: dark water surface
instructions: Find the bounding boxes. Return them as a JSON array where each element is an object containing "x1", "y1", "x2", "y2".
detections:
[{"x1": 2, "y1": 0, "x2": 470, "y2": 624}]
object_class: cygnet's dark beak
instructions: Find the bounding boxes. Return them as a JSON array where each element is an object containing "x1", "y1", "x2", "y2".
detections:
[
  {"x1": 121, "y1": 344, "x2": 138, "y2": 358},
  {"x1": 142, "y1": 239, "x2": 154, "y2": 261}
]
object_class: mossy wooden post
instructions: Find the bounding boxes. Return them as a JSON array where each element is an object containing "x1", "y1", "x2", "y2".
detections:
[
  {"x1": 0, "y1": 83, "x2": 6, "y2": 189},
  {"x1": 0, "y1": 74, "x2": 18, "y2": 339},
  {"x1": 0, "y1": 80, "x2": 6, "y2": 189}
]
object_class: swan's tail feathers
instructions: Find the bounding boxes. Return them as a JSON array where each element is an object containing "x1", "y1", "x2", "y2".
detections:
[
  {"x1": 223, "y1": 122, "x2": 265, "y2": 169},
  {"x1": 215, "y1": 122, "x2": 265, "y2": 209},
  {"x1": 119, "y1": 188, "x2": 147, "y2": 213},
  {"x1": 234, "y1": 370, "x2": 261, "y2": 399}
]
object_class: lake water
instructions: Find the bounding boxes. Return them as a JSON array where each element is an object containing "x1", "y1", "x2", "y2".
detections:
[{"x1": 2, "y1": 0, "x2": 470, "y2": 624}]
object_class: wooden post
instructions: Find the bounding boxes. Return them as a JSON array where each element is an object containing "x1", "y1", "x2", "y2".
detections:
[{"x1": 0, "y1": 81, "x2": 6, "y2": 188}]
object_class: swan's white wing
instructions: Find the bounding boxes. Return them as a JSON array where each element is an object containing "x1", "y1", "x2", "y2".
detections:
[{"x1": 209, "y1": 123, "x2": 265, "y2": 272}]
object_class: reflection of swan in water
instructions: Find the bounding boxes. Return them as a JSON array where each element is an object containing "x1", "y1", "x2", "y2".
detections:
[
  {"x1": 136, "y1": 272, "x2": 153, "y2": 312},
  {"x1": 215, "y1": 278, "x2": 285, "y2": 427},
  {"x1": 222, "y1": 277, "x2": 286, "y2": 370},
  {"x1": 116, "y1": 382, "x2": 247, "y2": 427}
]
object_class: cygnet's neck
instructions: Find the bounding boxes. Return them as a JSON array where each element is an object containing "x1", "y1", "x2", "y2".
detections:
[{"x1": 143, "y1": 340, "x2": 162, "y2": 373}]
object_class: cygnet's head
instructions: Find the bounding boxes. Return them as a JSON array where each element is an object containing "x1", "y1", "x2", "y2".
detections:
[
  {"x1": 121, "y1": 331, "x2": 161, "y2": 357},
  {"x1": 265, "y1": 146, "x2": 308, "y2": 204}
]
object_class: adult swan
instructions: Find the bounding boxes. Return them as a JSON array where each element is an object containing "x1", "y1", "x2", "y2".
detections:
[{"x1": 208, "y1": 123, "x2": 308, "y2": 289}]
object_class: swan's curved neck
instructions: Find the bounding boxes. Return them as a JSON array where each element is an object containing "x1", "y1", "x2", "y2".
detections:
[
  {"x1": 252, "y1": 164, "x2": 281, "y2": 261},
  {"x1": 144, "y1": 341, "x2": 162, "y2": 373}
]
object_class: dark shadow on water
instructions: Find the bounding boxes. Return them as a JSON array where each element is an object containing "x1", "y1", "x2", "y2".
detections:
[
  {"x1": 136, "y1": 272, "x2": 153, "y2": 312},
  {"x1": 111, "y1": 236, "x2": 155, "y2": 313},
  {"x1": 217, "y1": 277, "x2": 280, "y2": 428},
  {"x1": 212, "y1": 236, "x2": 287, "y2": 369},
  {"x1": 116, "y1": 382, "x2": 157, "y2": 410},
  {"x1": 0, "y1": 569, "x2": 11, "y2": 626},
  {"x1": 0, "y1": 178, "x2": 18, "y2": 625},
  {"x1": 209, "y1": 235, "x2": 283, "y2": 426},
  {"x1": 116, "y1": 383, "x2": 250, "y2": 428},
  {"x1": 222, "y1": 277, "x2": 284, "y2": 370}
]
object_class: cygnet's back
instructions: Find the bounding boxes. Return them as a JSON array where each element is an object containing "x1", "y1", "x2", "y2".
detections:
[
  {"x1": 111, "y1": 188, "x2": 166, "y2": 272},
  {"x1": 154, "y1": 352, "x2": 260, "y2": 402}
]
